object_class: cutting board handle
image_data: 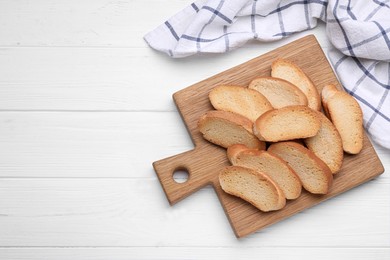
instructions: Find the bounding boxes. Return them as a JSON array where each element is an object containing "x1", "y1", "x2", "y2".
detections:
[{"x1": 153, "y1": 148, "x2": 222, "y2": 205}]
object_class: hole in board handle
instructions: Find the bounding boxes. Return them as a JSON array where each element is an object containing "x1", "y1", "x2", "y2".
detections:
[{"x1": 173, "y1": 169, "x2": 189, "y2": 184}]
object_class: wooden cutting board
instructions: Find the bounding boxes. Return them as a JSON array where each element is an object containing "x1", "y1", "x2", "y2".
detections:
[{"x1": 152, "y1": 35, "x2": 384, "y2": 238}]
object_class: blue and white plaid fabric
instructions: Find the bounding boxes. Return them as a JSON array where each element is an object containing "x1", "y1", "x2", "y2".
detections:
[{"x1": 144, "y1": 0, "x2": 390, "y2": 149}]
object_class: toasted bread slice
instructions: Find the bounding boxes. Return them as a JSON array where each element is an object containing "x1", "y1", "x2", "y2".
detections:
[
  {"x1": 253, "y1": 105, "x2": 321, "y2": 142},
  {"x1": 321, "y1": 84, "x2": 339, "y2": 115},
  {"x1": 219, "y1": 166, "x2": 286, "y2": 212},
  {"x1": 226, "y1": 144, "x2": 251, "y2": 165},
  {"x1": 227, "y1": 144, "x2": 302, "y2": 200},
  {"x1": 268, "y1": 142, "x2": 333, "y2": 194},
  {"x1": 321, "y1": 84, "x2": 364, "y2": 154},
  {"x1": 271, "y1": 59, "x2": 321, "y2": 111},
  {"x1": 304, "y1": 111, "x2": 344, "y2": 174},
  {"x1": 198, "y1": 110, "x2": 265, "y2": 149},
  {"x1": 249, "y1": 77, "x2": 308, "y2": 108},
  {"x1": 209, "y1": 85, "x2": 273, "y2": 122}
]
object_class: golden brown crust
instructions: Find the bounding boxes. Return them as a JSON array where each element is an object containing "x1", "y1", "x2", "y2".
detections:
[
  {"x1": 253, "y1": 105, "x2": 321, "y2": 142},
  {"x1": 249, "y1": 76, "x2": 308, "y2": 108},
  {"x1": 268, "y1": 141, "x2": 333, "y2": 194},
  {"x1": 198, "y1": 110, "x2": 265, "y2": 149},
  {"x1": 200, "y1": 110, "x2": 253, "y2": 132},
  {"x1": 321, "y1": 86, "x2": 364, "y2": 154},
  {"x1": 321, "y1": 84, "x2": 340, "y2": 115},
  {"x1": 230, "y1": 148, "x2": 302, "y2": 200},
  {"x1": 271, "y1": 59, "x2": 321, "y2": 111},
  {"x1": 219, "y1": 166, "x2": 286, "y2": 212},
  {"x1": 304, "y1": 111, "x2": 344, "y2": 174},
  {"x1": 209, "y1": 85, "x2": 273, "y2": 122},
  {"x1": 226, "y1": 144, "x2": 251, "y2": 165}
]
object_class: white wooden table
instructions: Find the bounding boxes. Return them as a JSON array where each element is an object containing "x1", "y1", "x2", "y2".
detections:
[{"x1": 0, "y1": 1, "x2": 389, "y2": 259}]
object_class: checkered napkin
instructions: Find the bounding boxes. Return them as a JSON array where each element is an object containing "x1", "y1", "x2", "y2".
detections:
[{"x1": 144, "y1": 0, "x2": 390, "y2": 149}]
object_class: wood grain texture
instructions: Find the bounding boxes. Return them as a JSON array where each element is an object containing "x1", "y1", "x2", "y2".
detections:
[{"x1": 153, "y1": 35, "x2": 384, "y2": 238}]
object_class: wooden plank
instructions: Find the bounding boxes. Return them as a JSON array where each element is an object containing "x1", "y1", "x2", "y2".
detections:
[
  {"x1": 0, "y1": 0, "x2": 329, "y2": 48},
  {"x1": 0, "y1": 111, "x2": 388, "y2": 180},
  {"x1": 0, "y1": 47, "x2": 179, "y2": 111},
  {"x1": 0, "y1": 0, "x2": 189, "y2": 48},
  {"x1": 0, "y1": 112, "x2": 192, "y2": 177},
  {"x1": 153, "y1": 35, "x2": 384, "y2": 238},
  {"x1": 0, "y1": 0, "x2": 387, "y2": 256},
  {"x1": 0, "y1": 0, "x2": 387, "y2": 254},
  {"x1": 1, "y1": 248, "x2": 389, "y2": 260},
  {"x1": 0, "y1": 178, "x2": 388, "y2": 247},
  {"x1": 0, "y1": 46, "x2": 324, "y2": 111}
]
